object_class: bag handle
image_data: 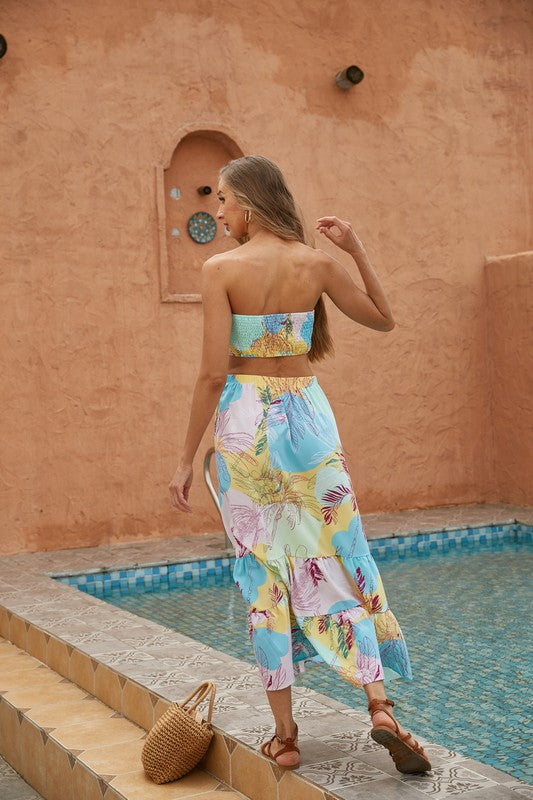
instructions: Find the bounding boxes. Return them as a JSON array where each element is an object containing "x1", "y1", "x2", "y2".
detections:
[{"x1": 181, "y1": 681, "x2": 216, "y2": 723}]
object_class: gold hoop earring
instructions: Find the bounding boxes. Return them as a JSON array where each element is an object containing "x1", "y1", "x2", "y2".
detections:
[{"x1": 244, "y1": 210, "x2": 251, "y2": 224}]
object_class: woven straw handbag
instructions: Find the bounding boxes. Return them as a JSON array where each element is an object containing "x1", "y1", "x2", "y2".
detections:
[{"x1": 141, "y1": 681, "x2": 216, "y2": 784}]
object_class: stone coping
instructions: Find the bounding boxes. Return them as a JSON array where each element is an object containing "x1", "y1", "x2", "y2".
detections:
[
  {"x1": 6, "y1": 501, "x2": 532, "y2": 577},
  {"x1": 0, "y1": 503, "x2": 531, "y2": 800}
]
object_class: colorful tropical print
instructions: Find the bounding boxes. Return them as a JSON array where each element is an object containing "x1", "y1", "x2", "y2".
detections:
[
  {"x1": 214, "y1": 374, "x2": 412, "y2": 691},
  {"x1": 229, "y1": 311, "x2": 314, "y2": 358}
]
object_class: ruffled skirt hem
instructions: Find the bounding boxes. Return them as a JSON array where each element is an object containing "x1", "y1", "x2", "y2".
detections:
[{"x1": 236, "y1": 553, "x2": 413, "y2": 691}]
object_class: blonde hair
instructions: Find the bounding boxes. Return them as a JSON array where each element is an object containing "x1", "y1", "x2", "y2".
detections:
[{"x1": 220, "y1": 155, "x2": 333, "y2": 362}]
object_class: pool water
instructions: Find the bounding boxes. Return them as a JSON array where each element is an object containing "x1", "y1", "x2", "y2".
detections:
[{"x1": 94, "y1": 534, "x2": 532, "y2": 783}]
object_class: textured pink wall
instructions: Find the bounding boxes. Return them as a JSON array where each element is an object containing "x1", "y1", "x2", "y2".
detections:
[
  {"x1": 485, "y1": 252, "x2": 533, "y2": 504},
  {"x1": 0, "y1": 1, "x2": 531, "y2": 554}
]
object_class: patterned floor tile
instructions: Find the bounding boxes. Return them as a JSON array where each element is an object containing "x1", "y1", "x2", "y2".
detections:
[
  {"x1": 450, "y1": 788, "x2": 530, "y2": 799},
  {"x1": 319, "y1": 729, "x2": 381, "y2": 755},
  {"x1": 180, "y1": 639, "x2": 220, "y2": 652},
  {"x1": 211, "y1": 707, "x2": 272, "y2": 732},
  {"x1": 211, "y1": 669, "x2": 259, "y2": 692},
  {"x1": 222, "y1": 687, "x2": 268, "y2": 709},
  {"x1": 308, "y1": 692, "x2": 357, "y2": 713},
  {"x1": 292, "y1": 684, "x2": 319, "y2": 696},
  {"x1": 222, "y1": 725, "x2": 345, "y2": 767},
  {"x1": 114, "y1": 633, "x2": 181, "y2": 650},
  {"x1": 350, "y1": 738, "x2": 466, "y2": 777},
  {"x1": 0, "y1": 591, "x2": 26, "y2": 605},
  {"x1": 1, "y1": 602, "x2": 46, "y2": 615},
  {"x1": 22, "y1": 612, "x2": 72, "y2": 628},
  {"x1": 332, "y1": 775, "x2": 428, "y2": 799},
  {"x1": 419, "y1": 743, "x2": 464, "y2": 764},
  {"x1": 399, "y1": 764, "x2": 495, "y2": 796},
  {"x1": 65, "y1": 628, "x2": 118, "y2": 643},
  {"x1": 506, "y1": 784, "x2": 533, "y2": 799},
  {"x1": 210, "y1": 693, "x2": 253, "y2": 715},
  {"x1": 297, "y1": 737, "x2": 348, "y2": 766},
  {"x1": 299, "y1": 712, "x2": 370, "y2": 737},
  {"x1": 340, "y1": 739, "x2": 420, "y2": 780},
  {"x1": 163, "y1": 652, "x2": 228, "y2": 669},
  {"x1": 224, "y1": 722, "x2": 273, "y2": 746},
  {"x1": 118, "y1": 666, "x2": 199, "y2": 690},
  {"x1": 96, "y1": 649, "x2": 157, "y2": 666},
  {"x1": 299, "y1": 756, "x2": 387, "y2": 788},
  {"x1": 290, "y1": 696, "x2": 340, "y2": 718},
  {"x1": 338, "y1": 706, "x2": 372, "y2": 723},
  {"x1": 37, "y1": 620, "x2": 93, "y2": 637},
  {"x1": 454, "y1": 758, "x2": 522, "y2": 784},
  {"x1": 68, "y1": 635, "x2": 131, "y2": 655}
]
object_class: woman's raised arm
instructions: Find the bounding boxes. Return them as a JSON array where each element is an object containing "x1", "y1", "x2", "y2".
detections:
[{"x1": 316, "y1": 216, "x2": 395, "y2": 332}]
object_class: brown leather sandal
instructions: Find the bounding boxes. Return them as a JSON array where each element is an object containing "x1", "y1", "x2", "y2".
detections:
[
  {"x1": 368, "y1": 698, "x2": 431, "y2": 774},
  {"x1": 260, "y1": 724, "x2": 300, "y2": 769}
]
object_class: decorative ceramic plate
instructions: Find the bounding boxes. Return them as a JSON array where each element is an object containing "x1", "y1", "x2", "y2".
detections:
[{"x1": 187, "y1": 212, "x2": 217, "y2": 243}]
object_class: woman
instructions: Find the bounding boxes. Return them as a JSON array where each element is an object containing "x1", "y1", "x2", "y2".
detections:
[{"x1": 169, "y1": 155, "x2": 430, "y2": 774}]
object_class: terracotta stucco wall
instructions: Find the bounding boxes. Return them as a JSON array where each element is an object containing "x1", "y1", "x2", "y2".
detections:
[
  {"x1": 485, "y1": 252, "x2": 533, "y2": 504},
  {"x1": 1, "y1": 1, "x2": 531, "y2": 554}
]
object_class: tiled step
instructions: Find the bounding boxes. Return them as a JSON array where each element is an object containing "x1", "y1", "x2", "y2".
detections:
[{"x1": 0, "y1": 638, "x2": 246, "y2": 800}]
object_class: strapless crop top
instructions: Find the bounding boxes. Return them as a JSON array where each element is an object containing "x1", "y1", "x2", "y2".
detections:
[{"x1": 229, "y1": 310, "x2": 314, "y2": 358}]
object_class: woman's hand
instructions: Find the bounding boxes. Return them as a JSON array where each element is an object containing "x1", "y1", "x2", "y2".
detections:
[
  {"x1": 316, "y1": 216, "x2": 363, "y2": 255},
  {"x1": 169, "y1": 463, "x2": 193, "y2": 513}
]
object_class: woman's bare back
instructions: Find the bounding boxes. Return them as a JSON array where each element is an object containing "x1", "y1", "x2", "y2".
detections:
[
  {"x1": 222, "y1": 238, "x2": 327, "y2": 377},
  {"x1": 225, "y1": 238, "x2": 325, "y2": 314}
]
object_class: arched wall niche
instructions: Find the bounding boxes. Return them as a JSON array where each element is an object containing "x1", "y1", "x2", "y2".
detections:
[{"x1": 156, "y1": 128, "x2": 244, "y2": 302}]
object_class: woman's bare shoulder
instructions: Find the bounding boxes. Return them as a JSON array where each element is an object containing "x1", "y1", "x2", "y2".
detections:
[
  {"x1": 204, "y1": 241, "x2": 331, "y2": 275},
  {"x1": 310, "y1": 246, "x2": 336, "y2": 264},
  {"x1": 299, "y1": 246, "x2": 336, "y2": 282},
  {"x1": 203, "y1": 249, "x2": 240, "y2": 267},
  {"x1": 281, "y1": 241, "x2": 329, "y2": 266},
  {"x1": 202, "y1": 250, "x2": 244, "y2": 283}
]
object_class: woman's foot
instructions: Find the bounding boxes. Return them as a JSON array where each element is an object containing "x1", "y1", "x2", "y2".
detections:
[
  {"x1": 368, "y1": 699, "x2": 431, "y2": 774},
  {"x1": 371, "y1": 706, "x2": 418, "y2": 746},
  {"x1": 261, "y1": 723, "x2": 300, "y2": 768}
]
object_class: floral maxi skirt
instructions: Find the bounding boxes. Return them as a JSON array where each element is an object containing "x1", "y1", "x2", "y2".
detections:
[{"x1": 214, "y1": 374, "x2": 412, "y2": 691}]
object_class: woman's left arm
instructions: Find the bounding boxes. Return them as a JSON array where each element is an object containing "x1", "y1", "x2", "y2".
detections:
[{"x1": 168, "y1": 256, "x2": 232, "y2": 513}]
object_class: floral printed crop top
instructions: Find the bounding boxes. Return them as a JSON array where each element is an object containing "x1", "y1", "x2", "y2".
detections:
[{"x1": 229, "y1": 310, "x2": 314, "y2": 358}]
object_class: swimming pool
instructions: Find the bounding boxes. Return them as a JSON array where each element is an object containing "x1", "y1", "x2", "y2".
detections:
[{"x1": 58, "y1": 525, "x2": 533, "y2": 784}]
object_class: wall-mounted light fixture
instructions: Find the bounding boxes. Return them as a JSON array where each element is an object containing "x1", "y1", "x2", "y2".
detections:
[
  {"x1": 0, "y1": 35, "x2": 7, "y2": 59},
  {"x1": 197, "y1": 185, "x2": 212, "y2": 195},
  {"x1": 335, "y1": 65, "x2": 364, "y2": 90}
]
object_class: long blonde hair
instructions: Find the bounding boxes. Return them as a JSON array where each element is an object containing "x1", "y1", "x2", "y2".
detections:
[{"x1": 220, "y1": 155, "x2": 333, "y2": 362}]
